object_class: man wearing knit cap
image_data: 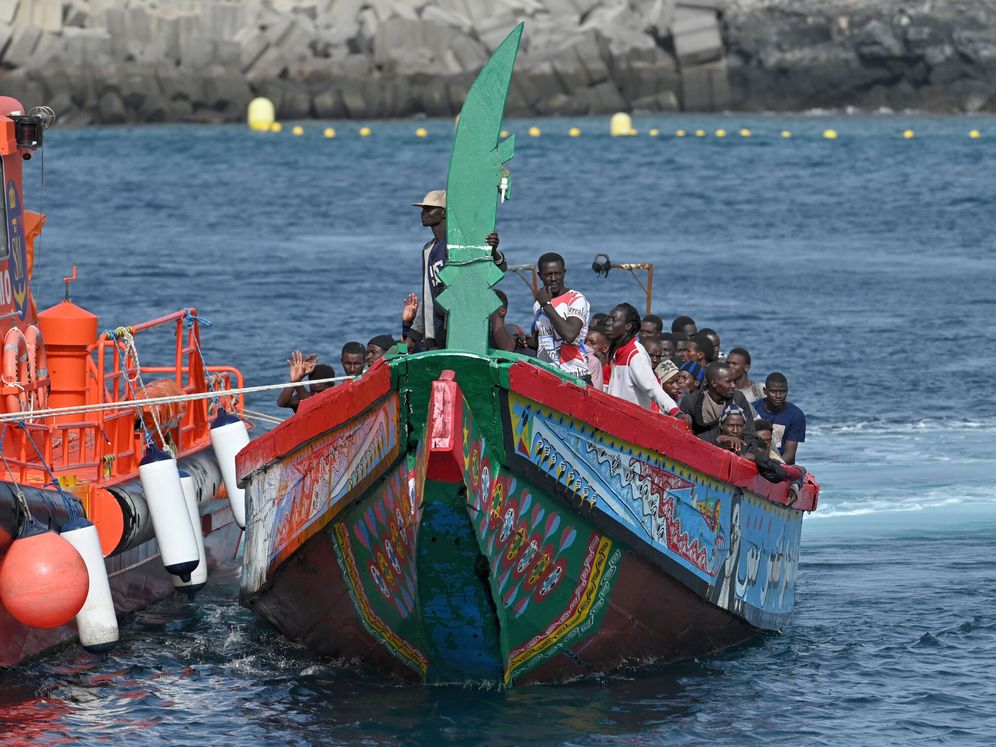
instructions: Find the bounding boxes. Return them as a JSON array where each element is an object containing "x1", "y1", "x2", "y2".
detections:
[
  {"x1": 408, "y1": 189, "x2": 506, "y2": 350},
  {"x1": 366, "y1": 335, "x2": 399, "y2": 367}
]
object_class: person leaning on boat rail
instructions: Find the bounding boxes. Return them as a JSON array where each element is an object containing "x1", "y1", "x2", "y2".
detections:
[
  {"x1": 408, "y1": 189, "x2": 506, "y2": 350},
  {"x1": 706, "y1": 404, "x2": 807, "y2": 486},
  {"x1": 680, "y1": 360, "x2": 759, "y2": 445},
  {"x1": 528, "y1": 252, "x2": 594, "y2": 382},
  {"x1": 605, "y1": 303, "x2": 686, "y2": 422},
  {"x1": 276, "y1": 351, "x2": 336, "y2": 413}
]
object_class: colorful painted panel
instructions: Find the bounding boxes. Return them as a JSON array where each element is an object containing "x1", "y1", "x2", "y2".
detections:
[
  {"x1": 710, "y1": 491, "x2": 802, "y2": 625},
  {"x1": 330, "y1": 460, "x2": 428, "y2": 677},
  {"x1": 506, "y1": 392, "x2": 801, "y2": 626},
  {"x1": 461, "y1": 395, "x2": 621, "y2": 684},
  {"x1": 241, "y1": 395, "x2": 400, "y2": 592}
]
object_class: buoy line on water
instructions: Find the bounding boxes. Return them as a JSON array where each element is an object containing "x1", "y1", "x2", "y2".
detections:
[{"x1": 0, "y1": 375, "x2": 352, "y2": 424}]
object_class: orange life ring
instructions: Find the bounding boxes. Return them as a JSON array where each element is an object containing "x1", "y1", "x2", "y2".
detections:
[
  {"x1": 24, "y1": 324, "x2": 48, "y2": 412},
  {"x1": 2, "y1": 327, "x2": 29, "y2": 414}
]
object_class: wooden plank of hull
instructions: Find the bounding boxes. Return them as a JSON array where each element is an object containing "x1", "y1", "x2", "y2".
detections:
[{"x1": 1, "y1": 502, "x2": 241, "y2": 667}]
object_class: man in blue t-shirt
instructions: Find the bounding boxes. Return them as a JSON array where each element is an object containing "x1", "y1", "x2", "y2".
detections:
[{"x1": 752, "y1": 371, "x2": 806, "y2": 465}]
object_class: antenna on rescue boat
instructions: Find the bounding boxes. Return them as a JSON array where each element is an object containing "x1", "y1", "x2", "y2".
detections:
[{"x1": 63, "y1": 266, "x2": 77, "y2": 302}]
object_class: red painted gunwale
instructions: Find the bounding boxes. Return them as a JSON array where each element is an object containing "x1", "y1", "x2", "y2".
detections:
[
  {"x1": 235, "y1": 360, "x2": 392, "y2": 484},
  {"x1": 506, "y1": 362, "x2": 819, "y2": 512}
]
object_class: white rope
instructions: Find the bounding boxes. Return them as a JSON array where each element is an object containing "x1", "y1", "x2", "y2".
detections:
[
  {"x1": 0, "y1": 375, "x2": 354, "y2": 424},
  {"x1": 120, "y1": 331, "x2": 169, "y2": 453},
  {"x1": 241, "y1": 407, "x2": 284, "y2": 425}
]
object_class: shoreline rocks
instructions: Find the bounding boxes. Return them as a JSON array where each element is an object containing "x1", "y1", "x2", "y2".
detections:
[{"x1": 0, "y1": 0, "x2": 991, "y2": 125}]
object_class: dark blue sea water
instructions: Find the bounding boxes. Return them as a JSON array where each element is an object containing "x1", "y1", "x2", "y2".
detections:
[{"x1": 3, "y1": 113, "x2": 996, "y2": 745}]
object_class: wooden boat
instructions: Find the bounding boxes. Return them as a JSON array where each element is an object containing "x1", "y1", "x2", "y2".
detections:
[
  {"x1": 236, "y1": 25, "x2": 820, "y2": 686},
  {"x1": 0, "y1": 97, "x2": 246, "y2": 666}
]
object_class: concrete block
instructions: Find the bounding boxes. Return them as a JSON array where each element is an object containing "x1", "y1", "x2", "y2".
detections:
[
  {"x1": 4, "y1": 23, "x2": 41, "y2": 66},
  {"x1": 247, "y1": 44, "x2": 290, "y2": 81},
  {"x1": 647, "y1": 0, "x2": 677, "y2": 35},
  {"x1": 338, "y1": 78, "x2": 370, "y2": 117},
  {"x1": 631, "y1": 90, "x2": 679, "y2": 111},
  {"x1": 98, "y1": 89, "x2": 127, "y2": 123},
  {"x1": 448, "y1": 32, "x2": 487, "y2": 71},
  {"x1": 203, "y1": 71, "x2": 252, "y2": 111},
  {"x1": 205, "y1": 2, "x2": 247, "y2": 40},
  {"x1": 672, "y1": 10, "x2": 723, "y2": 66},
  {"x1": 29, "y1": 29, "x2": 62, "y2": 66},
  {"x1": 676, "y1": 0, "x2": 725, "y2": 10},
  {"x1": 373, "y1": 17, "x2": 419, "y2": 64},
  {"x1": 421, "y1": 5, "x2": 472, "y2": 34},
  {"x1": 312, "y1": 88, "x2": 344, "y2": 117},
  {"x1": 589, "y1": 79, "x2": 626, "y2": 111},
  {"x1": 0, "y1": 21, "x2": 11, "y2": 58},
  {"x1": 31, "y1": 0, "x2": 60, "y2": 33},
  {"x1": 620, "y1": 62, "x2": 680, "y2": 102},
  {"x1": 680, "y1": 60, "x2": 728, "y2": 110},
  {"x1": 234, "y1": 26, "x2": 270, "y2": 72},
  {"x1": 9, "y1": 0, "x2": 28, "y2": 30},
  {"x1": 413, "y1": 80, "x2": 451, "y2": 115},
  {"x1": 0, "y1": 0, "x2": 18, "y2": 26}
]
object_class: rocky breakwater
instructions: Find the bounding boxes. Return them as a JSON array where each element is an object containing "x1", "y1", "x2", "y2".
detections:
[
  {"x1": 0, "y1": 0, "x2": 730, "y2": 124},
  {"x1": 725, "y1": 0, "x2": 996, "y2": 112}
]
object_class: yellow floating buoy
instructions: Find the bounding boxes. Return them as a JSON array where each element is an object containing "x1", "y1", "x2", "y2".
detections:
[
  {"x1": 648, "y1": 128, "x2": 660, "y2": 137},
  {"x1": 359, "y1": 126, "x2": 372, "y2": 137},
  {"x1": 628, "y1": 128, "x2": 638, "y2": 136},
  {"x1": 324, "y1": 127, "x2": 336, "y2": 138},
  {"x1": 269, "y1": 122, "x2": 282, "y2": 133},
  {"x1": 902, "y1": 129, "x2": 915, "y2": 139},
  {"x1": 568, "y1": 126, "x2": 581, "y2": 137},
  {"x1": 715, "y1": 129, "x2": 727, "y2": 138},
  {"x1": 291, "y1": 125, "x2": 304, "y2": 136},
  {"x1": 500, "y1": 129, "x2": 510, "y2": 138},
  {"x1": 415, "y1": 127, "x2": 428, "y2": 138},
  {"x1": 739, "y1": 128, "x2": 752, "y2": 137},
  {"x1": 610, "y1": 112, "x2": 633, "y2": 137},
  {"x1": 247, "y1": 97, "x2": 275, "y2": 132},
  {"x1": 694, "y1": 129, "x2": 706, "y2": 138},
  {"x1": 675, "y1": 129, "x2": 687, "y2": 137},
  {"x1": 823, "y1": 129, "x2": 838, "y2": 140},
  {"x1": 781, "y1": 130, "x2": 792, "y2": 138},
  {"x1": 528, "y1": 126, "x2": 541, "y2": 137},
  {"x1": 969, "y1": 129, "x2": 981, "y2": 139}
]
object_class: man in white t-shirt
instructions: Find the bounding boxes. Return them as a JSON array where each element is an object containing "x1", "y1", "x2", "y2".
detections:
[{"x1": 529, "y1": 252, "x2": 591, "y2": 380}]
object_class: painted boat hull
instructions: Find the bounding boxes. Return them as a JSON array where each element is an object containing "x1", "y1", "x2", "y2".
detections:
[
  {"x1": 0, "y1": 449, "x2": 242, "y2": 668},
  {"x1": 238, "y1": 352, "x2": 819, "y2": 686}
]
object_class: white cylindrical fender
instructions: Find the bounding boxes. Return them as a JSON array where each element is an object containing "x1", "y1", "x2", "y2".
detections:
[
  {"x1": 210, "y1": 409, "x2": 250, "y2": 529},
  {"x1": 138, "y1": 446, "x2": 200, "y2": 582},
  {"x1": 172, "y1": 470, "x2": 208, "y2": 598},
  {"x1": 61, "y1": 518, "x2": 119, "y2": 654}
]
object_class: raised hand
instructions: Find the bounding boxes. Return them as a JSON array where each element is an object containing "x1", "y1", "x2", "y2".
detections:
[
  {"x1": 287, "y1": 351, "x2": 307, "y2": 382},
  {"x1": 402, "y1": 292, "x2": 419, "y2": 324}
]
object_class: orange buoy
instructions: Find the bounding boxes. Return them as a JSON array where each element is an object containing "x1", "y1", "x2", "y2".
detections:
[
  {"x1": 0, "y1": 519, "x2": 89, "y2": 628},
  {"x1": 136, "y1": 379, "x2": 188, "y2": 431}
]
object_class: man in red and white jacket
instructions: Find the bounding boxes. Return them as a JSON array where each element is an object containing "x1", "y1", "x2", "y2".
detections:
[{"x1": 606, "y1": 303, "x2": 684, "y2": 418}]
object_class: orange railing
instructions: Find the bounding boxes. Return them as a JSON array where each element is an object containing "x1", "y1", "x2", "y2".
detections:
[{"x1": 0, "y1": 309, "x2": 243, "y2": 486}]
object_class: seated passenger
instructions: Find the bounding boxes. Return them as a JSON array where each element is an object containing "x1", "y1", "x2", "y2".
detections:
[
  {"x1": 585, "y1": 323, "x2": 611, "y2": 390},
  {"x1": 643, "y1": 335, "x2": 666, "y2": 373},
  {"x1": 677, "y1": 360, "x2": 704, "y2": 396},
  {"x1": 727, "y1": 347, "x2": 766, "y2": 404},
  {"x1": 341, "y1": 341, "x2": 366, "y2": 377},
  {"x1": 753, "y1": 418, "x2": 785, "y2": 464},
  {"x1": 705, "y1": 405, "x2": 807, "y2": 486},
  {"x1": 752, "y1": 372, "x2": 806, "y2": 465},
  {"x1": 656, "y1": 359, "x2": 684, "y2": 403},
  {"x1": 683, "y1": 334, "x2": 714, "y2": 367},
  {"x1": 366, "y1": 335, "x2": 399, "y2": 367},
  {"x1": 489, "y1": 288, "x2": 517, "y2": 353},
  {"x1": 605, "y1": 303, "x2": 682, "y2": 417},
  {"x1": 658, "y1": 332, "x2": 680, "y2": 365},
  {"x1": 671, "y1": 315, "x2": 697, "y2": 339},
  {"x1": 681, "y1": 361, "x2": 758, "y2": 443},
  {"x1": 699, "y1": 327, "x2": 723, "y2": 362},
  {"x1": 277, "y1": 352, "x2": 335, "y2": 413},
  {"x1": 640, "y1": 314, "x2": 664, "y2": 340}
]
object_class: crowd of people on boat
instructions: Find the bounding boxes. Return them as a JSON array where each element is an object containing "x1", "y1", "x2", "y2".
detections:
[{"x1": 278, "y1": 188, "x2": 808, "y2": 489}]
